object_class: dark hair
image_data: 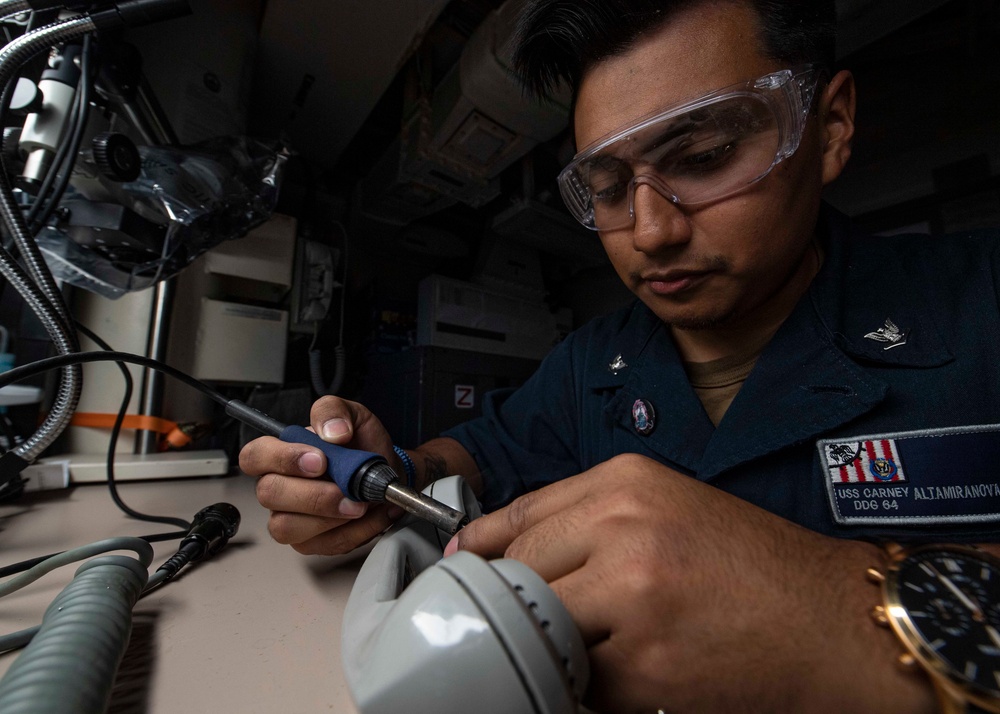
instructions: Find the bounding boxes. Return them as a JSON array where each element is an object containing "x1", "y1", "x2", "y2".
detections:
[{"x1": 510, "y1": 0, "x2": 836, "y2": 98}]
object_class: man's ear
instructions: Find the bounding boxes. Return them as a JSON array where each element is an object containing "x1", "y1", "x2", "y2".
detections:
[{"x1": 818, "y1": 69, "x2": 856, "y2": 186}]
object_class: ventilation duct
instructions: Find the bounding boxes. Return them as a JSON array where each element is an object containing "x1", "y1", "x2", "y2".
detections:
[{"x1": 360, "y1": 0, "x2": 569, "y2": 225}]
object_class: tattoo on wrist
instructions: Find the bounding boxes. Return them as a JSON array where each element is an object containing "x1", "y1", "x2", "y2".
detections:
[{"x1": 422, "y1": 453, "x2": 448, "y2": 487}]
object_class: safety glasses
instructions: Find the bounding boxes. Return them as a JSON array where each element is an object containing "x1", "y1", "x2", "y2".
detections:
[{"x1": 558, "y1": 65, "x2": 823, "y2": 231}]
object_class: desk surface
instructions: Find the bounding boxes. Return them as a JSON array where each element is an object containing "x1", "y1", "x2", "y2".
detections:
[{"x1": 0, "y1": 474, "x2": 363, "y2": 713}]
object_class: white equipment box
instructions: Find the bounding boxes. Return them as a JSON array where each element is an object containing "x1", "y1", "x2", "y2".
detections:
[{"x1": 417, "y1": 274, "x2": 566, "y2": 361}]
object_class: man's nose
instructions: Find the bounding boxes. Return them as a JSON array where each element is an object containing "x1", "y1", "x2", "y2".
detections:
[{"x1": 630, "y1": 177, "x2": 691, "y2": 254}]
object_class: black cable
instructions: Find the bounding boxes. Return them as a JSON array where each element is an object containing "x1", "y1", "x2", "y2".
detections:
[
  {"x1": 0, "y1": 414, "x2": 17, "y2": 450},
  {"x1": 147, "y1": 503, "x2": 240, "y2": 589},
  {"x1": 26, "y1": 35, "x2": 93, "y2": 233},
  {"x1": 0, "y1": 529, "x2": 186, "y2": 579},
  {"x1": 0, "y1": 351, "x2": 236, "y2": 527},
  {"x1": 74, "y1": 322, "x2": 191, "y2": 530},
  {"x1": 0, "y1": 18, "x2": 84, "y2": 326},
  {"x1": 25, "y1": 9, "x2": 57, "y2": 33},
  {"x1": 41, "y1": 35, "x2": 93, "y2": 224},
  {"x1": 0, "y1": 350, "x2": 293, "y2": 439},
  {"x1": 0, "y1": 58, "x2": 26, "y2": 253},
  {"x1": 0, "y1": 350, "x2": 230, "y2": 407},
  {"x1": 0, "y1": 17, "x2": 88, "y2": 472}
]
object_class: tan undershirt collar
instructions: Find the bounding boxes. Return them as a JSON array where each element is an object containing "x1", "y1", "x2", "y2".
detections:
[{"x1": 684, "y1": 337, "x2": 768, "y2": 427}]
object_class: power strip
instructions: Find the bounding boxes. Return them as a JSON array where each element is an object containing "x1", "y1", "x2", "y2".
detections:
[{"x1": 25, "y1": 450, "x2": 230, "y2": 488}]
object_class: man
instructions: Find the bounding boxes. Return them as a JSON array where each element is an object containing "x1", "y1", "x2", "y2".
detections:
[{"x1": 240, "y1": 1, "x2": 1000, "y2": 711}]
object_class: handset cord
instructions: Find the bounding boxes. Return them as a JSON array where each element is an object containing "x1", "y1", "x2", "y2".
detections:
[
  {"x1": 0, "y1": 538, "x2": 152, "y2": 712},
  {"x1": 0, "y1": 499, "x2": 241, "y2": 711},
  {"x1": 0, "y1": 7, "x2": 237, "y2": 712}
]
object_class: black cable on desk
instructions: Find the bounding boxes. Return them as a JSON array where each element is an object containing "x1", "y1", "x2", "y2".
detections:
[
  {"x1": 0, "y1": 529, "x2": 187, "y2": 579},
  {"x1": 73, "y1": 323, "x2": 191, "y2": 530},
  {"x1": 0, "y1": 504, "x2": 239, "y2": 660}
]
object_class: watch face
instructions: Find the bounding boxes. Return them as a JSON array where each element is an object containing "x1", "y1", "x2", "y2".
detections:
[{"x1": 888, "y1": 546, "x2": 1000, "y2": 699}]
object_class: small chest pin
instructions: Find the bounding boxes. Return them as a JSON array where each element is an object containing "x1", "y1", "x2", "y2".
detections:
[
  {"x1": 632, "y1": 398, "x2": 656, "y2": 436},
  {"x1": 863, "y1": 318, "x2": 910, "y2": 350},
  {"x1": 608, "y1": 354, "x2": 628, "y2": 374}
]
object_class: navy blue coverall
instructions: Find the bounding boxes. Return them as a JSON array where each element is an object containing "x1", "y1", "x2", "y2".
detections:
[{"x1": 445, "y1": 206, "x2": 1000, "y2": 543}]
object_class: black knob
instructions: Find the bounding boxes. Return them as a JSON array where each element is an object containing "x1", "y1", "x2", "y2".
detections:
[
  {"x1": 91, "y1": 132, "x2": 141, "y2": 182},
  {"x1": 8, "y1": 78, "x2": 43, "y2": 116},
  {"x1": 2, "y1": 126, "x2": 22, "y2": 165}
]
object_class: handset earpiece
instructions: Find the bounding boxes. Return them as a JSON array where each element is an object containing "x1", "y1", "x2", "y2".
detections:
[{"x1": 341, "y1": 475, "x2": 588, "y2": 714}]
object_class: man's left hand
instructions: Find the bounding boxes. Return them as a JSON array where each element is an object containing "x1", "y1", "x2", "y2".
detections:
[{"x1": 446, "y1": 453, "x2": 935, "y2": 714}]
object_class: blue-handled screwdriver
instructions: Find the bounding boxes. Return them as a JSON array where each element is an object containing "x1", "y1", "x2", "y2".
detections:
[{"x1": 228, "y1": 400, "x2": 470, "y2": 535}]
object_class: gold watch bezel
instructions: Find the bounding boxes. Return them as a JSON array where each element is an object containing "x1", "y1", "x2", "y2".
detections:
[{"x1": 879, "y1": 543, "x2": 1000, "y2": 713}]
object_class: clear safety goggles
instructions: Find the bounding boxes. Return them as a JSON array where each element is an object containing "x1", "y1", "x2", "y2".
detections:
[{"x1": 558, "y1": 65, "x2": 823, "y2": 231}]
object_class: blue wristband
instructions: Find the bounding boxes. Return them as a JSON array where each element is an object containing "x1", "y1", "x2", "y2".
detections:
[{"x1": 392, "y1": 445, "x2": 416, "y2": 488}]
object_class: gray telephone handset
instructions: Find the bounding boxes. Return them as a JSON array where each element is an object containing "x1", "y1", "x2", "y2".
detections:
[{"x1": 341, "y1": 476, "x2": 589, "y2": 713}]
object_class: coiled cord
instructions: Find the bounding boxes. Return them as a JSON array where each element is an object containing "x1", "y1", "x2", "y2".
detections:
[
  {"x1": 0, "y1": 543, "x2": 151, "y2": 713},
  {"x1": 0, "y1": 501, "x2": 240, "y2": 711}
]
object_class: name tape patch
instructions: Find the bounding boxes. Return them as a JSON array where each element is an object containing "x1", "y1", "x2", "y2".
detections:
[{"x1": 819, "y1": 425, "x2": 1000, "y2": 525}]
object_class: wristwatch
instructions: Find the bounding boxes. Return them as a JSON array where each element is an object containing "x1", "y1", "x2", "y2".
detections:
[{"x1": 867, "y1": 543, "x2": 1000, "y2": 713}]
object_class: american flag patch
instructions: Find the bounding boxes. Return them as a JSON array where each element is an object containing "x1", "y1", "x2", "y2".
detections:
[{"x1": 824, "y1": 439, "x2": 906, "y2": 484}]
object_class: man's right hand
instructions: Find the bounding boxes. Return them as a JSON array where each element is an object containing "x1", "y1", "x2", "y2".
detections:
[{"x1": 238, "y1": 396, "x2": 403, "y2": 555}]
